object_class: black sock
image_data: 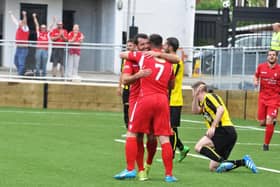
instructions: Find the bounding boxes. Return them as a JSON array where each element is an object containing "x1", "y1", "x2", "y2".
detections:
[
  {"x1": 200, "y1": 146, "x2": 223, "y2": 162},
  {"x1": 225, "y1": 159, "x2": 245, "y2": 170},
  {"x1": 173, "y1": 128, "x2": 184, "y2": 151},
  {"x1": 124, "y1": 104, "x2": 129, "y2": 129},
  {"x1": 170, "y1": 132, "x2": 176, "y2": 158}
]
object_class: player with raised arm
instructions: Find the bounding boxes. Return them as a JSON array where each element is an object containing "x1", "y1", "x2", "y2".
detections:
[{"x1": 191, "y1": 81, "x2": 258, "y2": 173}]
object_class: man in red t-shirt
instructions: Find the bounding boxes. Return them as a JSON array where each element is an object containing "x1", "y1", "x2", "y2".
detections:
[
  {"x1": 9, "y1": 10, "x2": 29, "y2": 76},
  {"x1": 66, "y1": 24, "x2": 84, "y2": 78},
  {"x1": 254, "y1": 50, "x2": 280, "y2": 151},
  {"x1": 114, "y1": 34, "x2": 177, "y2": 182},
  {"x1": 50, "y1": 21, "x2": 68, "y2": 77}
]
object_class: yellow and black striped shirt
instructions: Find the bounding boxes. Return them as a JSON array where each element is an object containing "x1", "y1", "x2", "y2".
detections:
[
  {"x1": 170, "y1": 59, "x2": 184, "y2": 106},
  {"x1": 200, "y1": 93, "x2": 233, "y2": 129}
]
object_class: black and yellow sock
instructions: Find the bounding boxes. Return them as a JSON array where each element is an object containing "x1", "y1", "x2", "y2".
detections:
[
  {"x1": 225, "y1": 159, "x2": 245, "y2": 170},
  {"x1": 169, "y1": 129, "x2": 176, "y2": 158},
  {"x1": 200, "y1": 146, "x2": 223, "y2": 162}
]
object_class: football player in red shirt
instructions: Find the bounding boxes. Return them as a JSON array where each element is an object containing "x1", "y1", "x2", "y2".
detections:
[
  {"x1": 115, "y1": 34, "x2": 177, "y2": 182},
  {"x1": 121, "y1": 34, "x2": 157, "y2": 181},
  {"x1": 254, "y1": 50, "x2": 280, "y2": 151},
  {"x1": 117, "y1": 39, "x2": 136, "y2": 129}
]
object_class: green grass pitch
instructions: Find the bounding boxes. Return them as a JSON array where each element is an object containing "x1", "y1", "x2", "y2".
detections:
[{"x1": 0, "y1": 107, "x2": 279, "y2": 187}]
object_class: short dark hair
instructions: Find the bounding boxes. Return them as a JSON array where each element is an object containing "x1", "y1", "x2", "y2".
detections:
[
  {"x1": 166, "y1": 37, "x2": 179, "y2": 52},
  {"x1": 127, "y1": 39, "x2": 134, "y2": 43},
  {"x1": 134, "y1": 33, "x2": 148, "y2": 45},
  {"x1": 268, "y1": 49, "x2": 279, "y2": 56},
  {"x1": 149, "y1": 34, "x2": 162, "y2": 48}
]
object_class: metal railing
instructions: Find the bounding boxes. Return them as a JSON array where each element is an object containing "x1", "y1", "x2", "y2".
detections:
[
  {"x1": 0, "y1": 39, "x2": 270, "y2": 90},
  {"x1": 0, "y1": 39, "x2": 123, "y2": 83}
]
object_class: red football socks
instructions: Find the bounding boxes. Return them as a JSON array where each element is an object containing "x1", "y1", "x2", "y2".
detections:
[
  {"x1": 161, "y1": 142, "x2": 173, "y2": 176},
  {"x1": 125, "y1": 137, "x2": 137, "y2": 171},
  {"x1": 264, "y1": 124, "x2": 274, "y2": 145}
]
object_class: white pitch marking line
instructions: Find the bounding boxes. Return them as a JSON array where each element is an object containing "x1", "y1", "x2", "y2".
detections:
[
  {"x1": 181, "y1": 119, "x2": 280, "y2": 134},
  {"x1": 114, "y1": 139, "x2": 280, "y2": 174},
  {"x1": 181, "y1": 140, "x2": 280, "y2": 147}
]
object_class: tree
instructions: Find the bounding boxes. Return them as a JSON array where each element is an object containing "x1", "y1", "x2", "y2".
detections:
[{"x1": 196, "y1": 0, "x2": 223, "y2": 10}]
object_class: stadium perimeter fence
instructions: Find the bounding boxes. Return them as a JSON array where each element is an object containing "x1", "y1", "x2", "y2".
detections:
[{"x1": 0, "y1": 39, "x2": 270, "y2": 90}]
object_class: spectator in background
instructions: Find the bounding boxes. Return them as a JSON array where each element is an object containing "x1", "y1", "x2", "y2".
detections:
[
  {"x1": 271, "y1": 23, "x2": 280, "y2": 52},
  {"x1": 9, "y1": 10, "x2": 29, "y2": 76},
  {"x1": 66, "y1": 24, "x2": 84, "y2": 78},
  {"x1": 32, "y1": 13, "x2": 56, "y2": 77},
  {"x1": 50, "y1": 21, "x2": 68, "y2": 77}
]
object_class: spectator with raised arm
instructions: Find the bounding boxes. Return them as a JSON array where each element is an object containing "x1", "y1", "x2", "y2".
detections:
[
  {"x1": 9, "y1": 10, "x2": 29, "y2": 76},
  {"x1": 32, "y1": 13, "x2": 56, "y2": 77}
]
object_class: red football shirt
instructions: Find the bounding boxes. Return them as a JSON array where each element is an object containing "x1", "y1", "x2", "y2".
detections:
[
  {"x1": 255, "y1": 62, "x2": 280, "y2": 104},
  {"x1": 15, "y1": 26, "x2": 29, "y2": 46},
  {"x1": 128, "y1": 51, "x2": 174, "y2": 97},
  {"x1": 68, "y1": 31, "x2": 83, "y2": 55},
  {"x1": 50, "y1": 28, "x2": 68, "y2": 46},
  {"x1": 37, "y1": 31, "x2": 49, "y2": 50},
  {"x1": 122, "y1": 59, "x2": 140, "y2": 104}
]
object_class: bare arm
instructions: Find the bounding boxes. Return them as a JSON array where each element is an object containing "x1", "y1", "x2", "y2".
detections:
[
  {"x1": 144, "y1": 51, "x2": 180, "y2": 64},
  {"x1": 122, "y1": 69, "x2": 152, "y2": 85},
  {"x1": 117, "y1": 73, "x2": 123, "y2": 96},
  {"x1": 206, "y1": 106, "x2": 224, "y2": 138},
  {"x1": 120, "y1": 51, "x2": 129, "y2": 59},
  {"x1": 191, "y1": 95, "x2": 202, "y2": 114},
  {"x1": 8, "y1": 11, "x2": 19, "y2": 25},
  {"x1": 32, "y1": 13, "x2": 39, "y2": 32},
  {"x1": 168, "y1": 79, "x2": 175, "y2": 90},
  {"x1": 48, "y1": 16, "x2": 57, "y2": 31},
  {"x1": 253, "y1": 75, "x2": 259, "y2": 87},
  {"x1": 159, "y1": 52, "x2": 180, "y2": 64},
  {"x1": 22, "y1": 11, "x2": 27, "y2": 26}
]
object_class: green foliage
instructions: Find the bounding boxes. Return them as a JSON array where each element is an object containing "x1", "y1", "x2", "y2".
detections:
[{"x1": 196, "y1": 0, "x2": 223, "y2": 10}]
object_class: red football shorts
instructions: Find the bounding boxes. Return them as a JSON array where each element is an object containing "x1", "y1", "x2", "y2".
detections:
[
  {"x1": 128, "y1": 94, "x2": 172, "y2": 136},
  {"x1": 258, "y1": 99, "x2": 278, "y2": 121}
]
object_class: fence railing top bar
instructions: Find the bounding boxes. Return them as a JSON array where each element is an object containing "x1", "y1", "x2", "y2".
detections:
[{"x1": 0, "y1": 39, "x2": 124, "y2": 47}]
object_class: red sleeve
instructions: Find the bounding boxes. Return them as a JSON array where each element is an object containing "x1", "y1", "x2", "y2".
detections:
[
  {"x1": 64, "y1": 30, "x2": 68, "y2": 40},
  {"x1": 255, "y1": 64, "x2": 260, "y2": 78},
  {"x1": 50, "y1": 29, "x2": 55, "y2": 37},
  {"x1": 127, "y1": 51, "x2": 143, "y2": 62},
  {"x1": 122, "y1": 60, "x2": 134, "y2": 74},
  {"x1": 68, "y1": 32, "x2": 73, "y2": 40}
]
